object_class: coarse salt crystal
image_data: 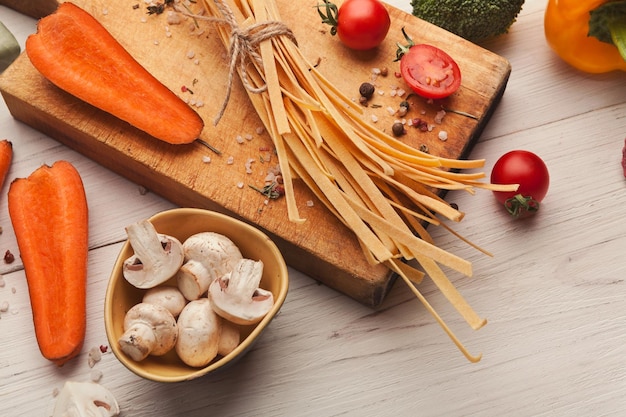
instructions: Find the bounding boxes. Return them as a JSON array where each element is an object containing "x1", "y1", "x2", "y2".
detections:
[
  {"x1": 371, "y1": 115, "x2": 379, "y2": 123},
  {"x1": 0, "y1": 300, "x2": 9, "y2": 312},
  {"x1": 245, "y1": 134, "x2": 254, "y2": 141},
  {"x1": 236, "y1": 182, "x2": 244, "y2": 189},
  {"x1": 90, "y1": 370, "x2": 103, "y2": 382},
  {"x1": 227, "y1": 156, "x2": 234, "y2": 165},
  {"x1": 166, "y1": 11, "x2": 182, "y2": 25},
  {"x1": 306, "y1": 200, "x2": 314, "y2": 207},
  {"x1": 202, "y1": 156, "x2": 211, "y2": 163},
  {"x1": 434, "y1": 109, "x2": 447, "y2": 124},
  {"x1": 245, "y1": 158, "x2": 255, "y2": 174},
  {"x1": 88, "y1": 346, "x2": 102, "y2": 368},
  {"x1": 438, "y1": 130, "x2": 448, "y2": 141},
  {"x1": 187, "y1": 50, "x2": 195, "y2": 59},
  {"x1": 235, "y1": 135, "x2": 245, "y2": 144}
]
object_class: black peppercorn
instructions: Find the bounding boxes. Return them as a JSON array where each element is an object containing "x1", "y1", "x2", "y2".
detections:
[
  {"x1": 392, "y1": 122, "x2": 405, "y2": 137},
  {"x1": 359, "y1": 82, "x2": 375, "y2": 99}
]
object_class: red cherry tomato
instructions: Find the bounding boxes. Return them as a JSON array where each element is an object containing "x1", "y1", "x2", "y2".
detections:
[
  {"x1": 399, "y1": 43, "x2": 462, "y2": 99},
  {"x1": 491, "y1": 150, "x2": 550, "y2": 218},
  {"x1": 318, "y1": 0, "x2": 391, "y2": 51}
]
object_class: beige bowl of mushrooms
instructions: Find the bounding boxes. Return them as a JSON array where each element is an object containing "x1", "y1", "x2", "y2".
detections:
[{"x1": 104, "y1": 208, "x2": 289, "y2": 382}]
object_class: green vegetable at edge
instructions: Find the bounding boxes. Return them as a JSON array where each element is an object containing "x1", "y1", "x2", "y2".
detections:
[
  {"x1": 589, "y1": 1, "x2": 626, "y2": 61},
  {"x1": 0, "y1": 21, "x2": 21, "y2": 73},
  {"x1": 410, "y1": 0, "x2": 525, "y2": 43}
]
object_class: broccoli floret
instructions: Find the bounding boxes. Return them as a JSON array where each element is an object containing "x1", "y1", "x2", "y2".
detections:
[{"x1": 410, "y1": 0, "x2": 525, "y2": 43}]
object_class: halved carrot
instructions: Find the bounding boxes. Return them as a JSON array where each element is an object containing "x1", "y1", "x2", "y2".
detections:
[
  {"x1": 8, "y1": 160, "x2": 88, "y2": 366},
  {"x1": 0, "y1": 139, "x2": 13, "y2": 190},
  {"x1": 25, "y1": 2, "x2": 204, "y2": 145}
]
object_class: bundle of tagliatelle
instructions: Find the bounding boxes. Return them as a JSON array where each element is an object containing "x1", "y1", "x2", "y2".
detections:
[{"x1": 188, "y1": 0, "x2": 517, "y2": 362}]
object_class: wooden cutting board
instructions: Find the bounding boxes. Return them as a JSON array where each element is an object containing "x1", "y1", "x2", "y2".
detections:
[{"x1": 0, "y1": 0, "x2": 511, "y2": 307}]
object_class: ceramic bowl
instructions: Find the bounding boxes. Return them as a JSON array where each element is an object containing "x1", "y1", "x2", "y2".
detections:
[{"x1": 104, "y1": 208, "x2": 289, "y2": 382}]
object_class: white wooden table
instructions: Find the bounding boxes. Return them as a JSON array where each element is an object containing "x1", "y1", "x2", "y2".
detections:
[{"x1": 1, "y1": 1, "x2": 625, "y2": 416}]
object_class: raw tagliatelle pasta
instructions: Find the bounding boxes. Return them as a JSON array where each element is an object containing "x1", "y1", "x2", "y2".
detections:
[{"x1": 185, "y1": 0, "x2": 518, "y2": 362}]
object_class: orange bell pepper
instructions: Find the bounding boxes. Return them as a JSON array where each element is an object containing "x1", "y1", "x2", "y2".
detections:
[{"x1": 544, "y1": 0, "x2": 626, "y2": 73}]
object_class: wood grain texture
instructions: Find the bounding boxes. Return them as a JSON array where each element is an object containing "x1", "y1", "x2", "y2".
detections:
[
  {"x1": 0, "y1": 0, "x2": 510, "y2": 306},
  {"x1": 1, "y1": 1, "x2": 626, "y2": 416}
]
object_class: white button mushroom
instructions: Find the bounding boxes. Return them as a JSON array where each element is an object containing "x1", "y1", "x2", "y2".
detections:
[
  {"x1": 122, "y1": 219, "x2": 184, "y2": 289},
  {"x1": 218, "y1": 320, "x2": 241, "y2": 357},
  {"x1": 142, "y1": 286, "x2": 187, "y2": 318},
  {"x1": 183, "y1": 232, "x2": 243, "y2": 275},
  {"x1": 52, "y1": 381, "x2": 120, "y2": 417},
  {"x1": 208, "y1": 258, "x2": 274, "y2": 325},
  {"x1": 175, "y1": 298, "x2": 222, "y2": 367},
  {"x1": 176, "y1": 232, "x2": 243, "y2": 301},
  {"x1": 118, "y1": 303, "x2": 178, "y2": 362}
]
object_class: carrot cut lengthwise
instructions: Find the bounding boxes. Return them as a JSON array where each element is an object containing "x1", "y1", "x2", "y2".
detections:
[
  {"x1": 25, "y1": 2, "x2": 204, "y2": 145},
  {"x1": 0, "y1": 139, "x2": 13, "y2": 189},
  {"x1": 8, "y1": 161, "x2": 89, "y2": 366}
]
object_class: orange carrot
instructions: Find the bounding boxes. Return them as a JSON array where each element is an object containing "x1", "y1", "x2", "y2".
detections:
[
  {"x1": 8, "y1": 160, "x2": 88, "y2": 366},
  {"x1": 25, "y1": 2, "x2": 204, "y2": 145},
  {"x1": 0, "y1": 139, "x2": 13, "y2": 190}
]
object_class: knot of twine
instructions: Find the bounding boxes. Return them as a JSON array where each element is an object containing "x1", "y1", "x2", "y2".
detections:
[{"x1": 178, "y1": 1, "x2": 297, "y2": 126}]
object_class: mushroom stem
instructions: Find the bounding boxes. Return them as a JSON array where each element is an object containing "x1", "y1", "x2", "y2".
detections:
[
  {"x1": 118, "y1": 303, "x2": 178, "y2": 361},
  {"x1": 209, "y1": 258, "x2": 275, "y2": 325},
  {"x1": 118, "y1": 322, "x2": 156, "y2": 362},
  {"x1": 126, "y1": 220, "x2": 172, "y2": 268},
  {"x1": 122, "y1": 219, "x2": 184, "y2": 289},
  {"x1": 176, "y1": 259, "x2": 213, "y2": 301},
  {"x1": 229, "y1": 258, "x2": 265, "y2": 299}
]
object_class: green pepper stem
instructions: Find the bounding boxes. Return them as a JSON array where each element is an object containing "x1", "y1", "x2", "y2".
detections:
[{"x1": 609, "y1": 18, "x2": 626, "y2": 61}]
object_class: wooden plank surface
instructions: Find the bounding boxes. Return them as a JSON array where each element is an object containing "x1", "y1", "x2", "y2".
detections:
[
  {"x1": 3, "y1": 1, "x2": 626, "y2": 415},
  {"x1": 0, "y1": 0, "x2": 510, "y2": 306}
]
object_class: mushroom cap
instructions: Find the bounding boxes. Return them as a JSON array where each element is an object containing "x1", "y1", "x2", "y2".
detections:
[
  {"x1": 123, "y1": 220, "x2": 185, "y2": 289},
  {"x1": 175, "y1": 298, "x2": 222, "y2": 367},
  {"x1": 183, "y1": 232, "x2": 243, "y2": 278},
  {"x1": 52, "y1": 381, "x2": 120, "y2": 417},
  {"x1": 218, "y1": 320, "x2": 241, "y2": 357},
  {"x1": 119, "y1": 303, "x2": 178, "y2": 361},
  {"x1": 208, "y1": 258, "x2": 275, "y2": 325},
  {"x1": 142, "y1": 286, "x2": 187, "y2": 317}
]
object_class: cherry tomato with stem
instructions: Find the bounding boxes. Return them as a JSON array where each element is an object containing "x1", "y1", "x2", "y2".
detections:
[
  {"x1": 395, "y1": 28, "x2": 462, "y2": 100},
  {"x1": 490, "y1": 150, "x2": 550, "y2": 218},
  {"x1": 317, "y1": 0, "x2": 391, "y2": 51}
]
